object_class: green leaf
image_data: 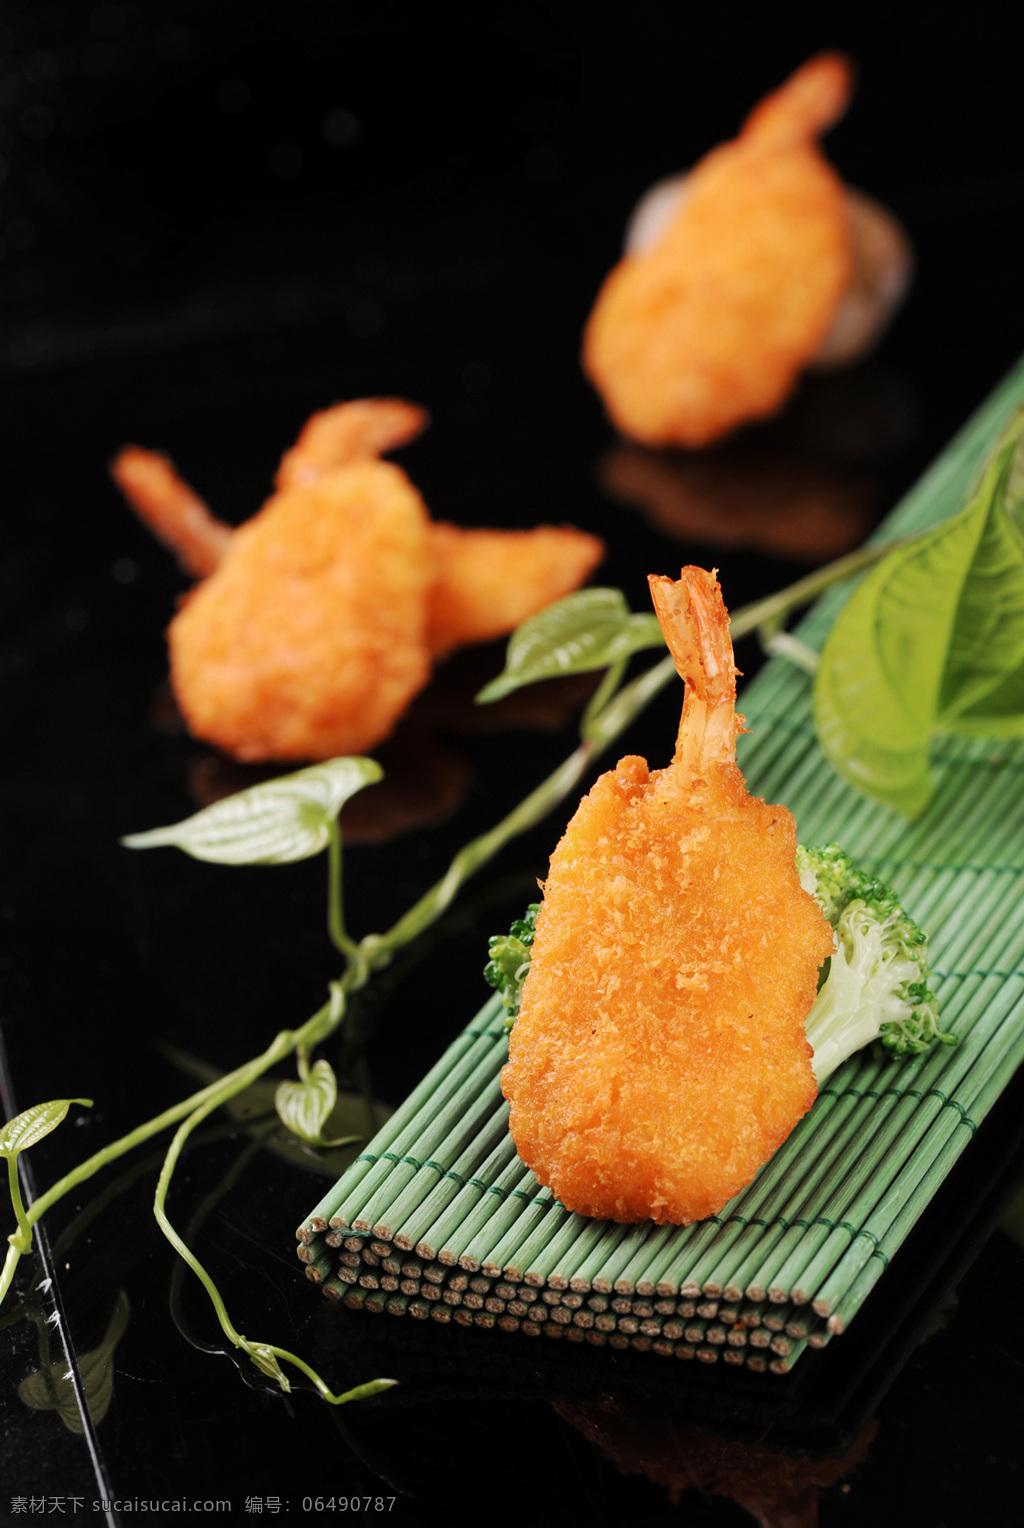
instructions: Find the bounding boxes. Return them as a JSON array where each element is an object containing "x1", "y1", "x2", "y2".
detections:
[
  {"x1": 158, "y1": 1043, "x2": 392, "y2": 1176},
  {"x1": 275, "y1": 1060, "x2": 345, "y2": 1146},
  {"x1": 0, "y1": 1099, "x2": 92, "y2": 1160},
  {"x1": 120, "y1": 756, "x2": 384, "y2": 865},
  {"x1": 476, "y1": 588, "x2": 663, "y2": 703},
  {"x1": 814, "y1": 425, "x2": 1024, "y2": 816},
  {"x1": 247, "y1": 1343, "x2": 291, "y2": 1391}
]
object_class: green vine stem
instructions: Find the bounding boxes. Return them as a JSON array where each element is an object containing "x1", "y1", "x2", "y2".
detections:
[
  {"x1": 326, "y1": 817, "x2": 361, "y2": 964},
  {"x1": 6, "y1": 1154, "x2": 30, "y2": 1252},
  {"x1": 152, "y1": 1073, "x2": 394, "y2": 1404}
]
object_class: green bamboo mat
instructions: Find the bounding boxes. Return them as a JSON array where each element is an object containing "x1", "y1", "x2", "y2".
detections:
[{"x1": 297, "y1": 355, "x2": 1024, "y2": 1375}]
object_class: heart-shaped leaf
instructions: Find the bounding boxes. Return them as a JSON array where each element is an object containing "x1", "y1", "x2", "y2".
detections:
[
  {"x1": 476, "y1": 588, "x2": 663, "y2": 703},
  {"x1": 275, "y1": 1060, "x2": 340, "y2": 1145},
  {"x1": 0, "y1": 1099, "x2": 92, "y2": 1159},
  {"x1": 121, "y1": 756, "x2": 383, "y2": 865},
  {"x1": 158, "y1": 1041, "x2": 392, "y2": 1177},
  {"x1": 814, "y1": 421, "x2": 1024, "y2": 817}
]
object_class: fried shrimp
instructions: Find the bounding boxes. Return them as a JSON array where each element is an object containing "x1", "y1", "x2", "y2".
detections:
[
  {"x1": 501, "y1": 567, "x2": 834, "y2": 1225},
  {"x1": 583, "y1": 54, "x2": 874, "y2": 448},
  {"x1": 111, "y1": 398, "x2": 605, "y2": 762},
  {"x1": 169, "y1": 461, "x2": 433, "y2": 762}
]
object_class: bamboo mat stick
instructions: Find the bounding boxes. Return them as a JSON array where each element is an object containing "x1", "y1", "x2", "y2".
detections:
[
  {"x1": 347, "y1": 1045, "x2": 509, "y2": 1233},
  {"x1": 298, "y1": 995, "x2": 506, "y2": 1235},
  {"x1": 413, "y1": 1132, "x2": 520, "y2": 1262},
  {"x1": 385, "y1": 1099, "x2": 511, "y2": 1251},
  {"x1": 431, "y1": 1152, "x2": 533, "y2": 1268}
]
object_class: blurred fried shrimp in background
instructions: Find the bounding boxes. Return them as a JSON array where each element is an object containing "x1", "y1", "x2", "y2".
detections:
[
  {"x1": 111, "y1": 398, "x2": 604, "y2": 763},
  {"x1": 169, "y1": 460, "x2": 434, "y2": 762},
  {"x1": 583, "y1": 53, "x2": 912, "y2": 448}
]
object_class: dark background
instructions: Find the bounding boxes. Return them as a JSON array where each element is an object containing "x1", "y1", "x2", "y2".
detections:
[{"x1": 2, "y1": 3, "x2": 1023, "y2": 1524}]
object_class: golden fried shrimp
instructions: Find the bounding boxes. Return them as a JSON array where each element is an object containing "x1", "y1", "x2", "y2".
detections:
[
  {"x1": 502, "y1": 567, "x2": 834, "y2": 1225},
  {"x1": 424, "y1": 523, "x2": 606, "y2": 660},
  {"x1": 582, "y1": 54, "x2": 859, "y2": 447},
  {"x1": 110, "y1": 446, "x2": 234, "y2": 578},
  {"x1": 114, "y1": 396, "x2": 604, "y2": 763},
  {"x1": 274, "y1": 398, "x2": 430, "y2": 489},
  {"x1": 169, "y1": 461, "x2": 433, "y2": 762}
]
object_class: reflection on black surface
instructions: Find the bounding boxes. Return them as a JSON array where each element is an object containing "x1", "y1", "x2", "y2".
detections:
[
  {"x1": 554, "y1": 1395, "x2": 878, "y2": 1527},
  {"x1": 182, "y1": 648, "x2": 601, "y2": 844},
  {"x1": 597, "y1": 367, "x2": 919, "y2": 563},
  {"x1": 18, "y1": 1288, "x2": 131, "y2": 1436}
]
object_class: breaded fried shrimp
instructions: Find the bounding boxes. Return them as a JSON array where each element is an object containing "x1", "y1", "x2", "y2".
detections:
[
  {"x1": 170, "y1": 462, "x2": 433, "y2": 762},
  {"x1": 113, "y1": 396, "x2": 605, "y2": 762},
  {"x1": 502, "y1": 567, "x2": 834, "y2": 1225},
  {"x1": 583, "y1": 54, "x2": 862, "y2": 447}
]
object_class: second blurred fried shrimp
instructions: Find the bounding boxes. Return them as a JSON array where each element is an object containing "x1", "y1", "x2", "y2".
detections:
[
  {"x1": 170, "y1": 462, "x2": 434, "y2": 763},
  {"x1": 584, "y1": 53, "x2": 890, "y2": 449}
]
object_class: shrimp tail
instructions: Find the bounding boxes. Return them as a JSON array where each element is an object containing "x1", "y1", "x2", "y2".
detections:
[
  {"x1": 110, "y1": 446, "x2": 234, "y2": 578},
  {"x1": 648, "y1": 567, "x2": 744, "y2": 770},
  {"x1": 740, "y1": 50, "x2": 855, "y2": 148},
  {"x1": 274, "y1": 398, "x2": 430, "y2": 489}
]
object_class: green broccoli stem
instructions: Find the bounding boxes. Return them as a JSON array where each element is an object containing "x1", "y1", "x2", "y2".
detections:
[{"x1": 805, "y1": 974, "x2": 881, "y2": 1086}]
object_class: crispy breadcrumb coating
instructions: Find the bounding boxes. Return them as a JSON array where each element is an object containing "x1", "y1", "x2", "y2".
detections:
[
  {"x1": 169, "y1": 462, "x2": 433, "y2": 762},
  {"x1": 501, "y1": 568, "x2": 834, "y2": 1224},
  {"x1": 582, "y1": 53, "x2": 855, "y2": 447}
]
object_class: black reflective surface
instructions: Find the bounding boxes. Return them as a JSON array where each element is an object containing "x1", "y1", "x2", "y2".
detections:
[{"x1": 3, "y1": 6, "x2": 1023, "y2": 1525}]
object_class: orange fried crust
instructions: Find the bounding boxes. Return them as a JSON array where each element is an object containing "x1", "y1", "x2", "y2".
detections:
[
  {"x1": 425, "y1": 523, "x2": 606, "y2": 660},
  {"x1": 582, "y1": 53, "x2": 854, "y2": 447},
  {"x1": 168, "y1": 461, "x2": 432, "y2": 762},
  {"x1": 501, "y1": 754, "x2": 835, "y2": 1225}
]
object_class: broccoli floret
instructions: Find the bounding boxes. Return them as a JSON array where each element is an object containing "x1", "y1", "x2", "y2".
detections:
[
  {"x1": 797, "y1": 843, "x2": 955, "y2": 1083},
  {"x1": 484, "y1": 904, "x2": 539, "y2": 1028}
]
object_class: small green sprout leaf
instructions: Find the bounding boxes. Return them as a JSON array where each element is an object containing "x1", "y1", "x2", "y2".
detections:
[
  {"x1": 275, "y1": 1060, "x2": 344, "y2": 1146},
  {"x1": 247, "y1": 1343, "x2": 292, "y2": 1391},
  {"x1": 0, "y1": 1100, "x2": 92, "y2": 1159},
  {"x1": 476, "y1": 588, "x2": 663, "y2": 703},
  {"x1": 120, "y1": 757, "x2": 384, "y2": 865},
  {"x1": 815, "y1": 416, "x2": 1024, "y2": 816}
]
